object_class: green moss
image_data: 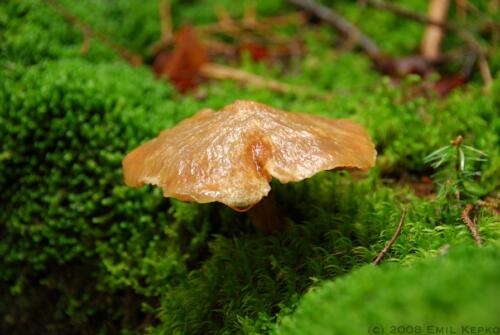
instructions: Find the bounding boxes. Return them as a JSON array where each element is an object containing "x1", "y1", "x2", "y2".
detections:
[
  {"x1": 274, "y1": 245, "x2": 500, "y2": 335},
  {"x1": 152, "y1": 169, "x2": 499, "y2": 334},
  {"x1": 332, "y1": 0, "x2": 427, "y2": 56},
  {"x1": 0, "y1": 0, "x2": 116, "y2": 65},
  {"x1": 0, "y1": 58, "x2": 204, "y2": 333},
  {"x1": 0, "y1": 0, "x2": 499, "y2": 334}
]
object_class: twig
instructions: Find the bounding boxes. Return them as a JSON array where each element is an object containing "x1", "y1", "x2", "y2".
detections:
[
  {"x1": 159, "y1": 0, "x2": 173, "y2": 43},
  {"x1": 197, "y1": 12, "x2": 306, "y2": 35},
  {"x1": 200, "y1": 63, "x2": 329, "y2": 98},
  {"x1": 200, "y1": 63, "x2": 292, "y2": 93},
  {"x1": 461, "y1": 204, "x2": 483, "y2": 246},
  {"x1": 366, "y1": 0, "x2": 492, "y2": 89},
  {"x1": 150, "y1": 0, "x2": 174, "y2": 55},
  {"x1": 198, "y1": 12, "x2": 306, "y2": 48},
  {"x1": 457, "y1": 0, "x2": 500, "y2": 25},
  {"x1": 151, "y1": 12, "x2": 306, "y2": 56},
  {"x1": 79, "y1": 27, "x2": 91, "y2": 55},
  {"x1": 288, "y1": 0, "x2": 382, "y2": 60},
  {"x1": 476, "y1": 196, "x2": 499, "y2": 215},
  {"x1": 455, "y1": 0, "x2": 500, "y2": 42},
  {"x1": 44, "y1": 0, "x2": 142, "y2": 66},
  {"x1": 421, "y1": 0, "x2": 450, "y2": 60},
  {"x1": 215, "y1": 6, "x2": 235, "y2": 30},
  {"x1": 490, "y1": 0, "x2": 499, "y2": 13},
  {"x1": 456, "y1": 0, "x2": 468, "y2": 18},
  {"x1": 478, "y1": 55, "x2": 493, "y2": 92},
  {"x1": 242, "y1": 3, "x2": 258, "y2": 28},
  {"x1": 373, "y1": 208, "x2": 407, "y2": 265}
]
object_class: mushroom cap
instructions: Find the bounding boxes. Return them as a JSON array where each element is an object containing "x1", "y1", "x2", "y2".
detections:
[{"x1": 123, "y1": 100, "x2": 376, "y2": 209}]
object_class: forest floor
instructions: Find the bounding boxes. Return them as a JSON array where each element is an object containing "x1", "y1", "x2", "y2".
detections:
[{"x1": 1, "y1": 0, "x2": 499, "y2": 334}]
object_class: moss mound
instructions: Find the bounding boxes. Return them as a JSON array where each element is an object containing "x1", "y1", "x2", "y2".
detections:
[
  {"x1": 274, "y1": 245, "x2": 500, "y2": 335},
  {"x1": 0, "y1": 59, "x2": 198, "y2": 333},
  {"x1": 151, "y1": 172, "x2": 499, "y2": 334}
]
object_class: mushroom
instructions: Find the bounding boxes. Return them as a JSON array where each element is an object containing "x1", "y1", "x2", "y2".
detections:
[{"x1": 123, "y1": 100, "x2": 376, "y2": 233}]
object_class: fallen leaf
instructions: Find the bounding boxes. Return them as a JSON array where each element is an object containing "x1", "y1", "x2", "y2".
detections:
[{"x1": 154, "y1": 25, "x2": 208, "y2": 92}]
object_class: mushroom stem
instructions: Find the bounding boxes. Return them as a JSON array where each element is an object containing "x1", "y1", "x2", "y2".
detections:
[{"x1": 247, "y1": 192, "x2": 286, "y2": 234}]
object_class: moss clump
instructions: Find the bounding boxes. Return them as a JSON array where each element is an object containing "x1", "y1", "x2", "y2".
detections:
[
  {"x1": 0, "y1": 0, "x2": 116, "y2": 66},
  {"x1": 0, "y1": 58, "x2": 210, "y2": 333},
  {"x1": 273, "y1": 245, "x2": 500, "y2": 335},
  {"x1": 151, "y1": 170, "x2": 499, "y2": 334}
]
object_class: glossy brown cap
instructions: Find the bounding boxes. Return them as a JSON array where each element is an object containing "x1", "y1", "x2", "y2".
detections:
[{"x1": 123, "y1": 100, "x2": 376, "y2": 209}]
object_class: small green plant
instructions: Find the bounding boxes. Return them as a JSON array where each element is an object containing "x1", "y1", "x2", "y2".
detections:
[{"x1": 424, "y1": 135, "x2": 488, "y2": 203}]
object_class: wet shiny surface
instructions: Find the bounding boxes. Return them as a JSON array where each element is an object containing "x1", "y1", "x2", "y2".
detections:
[{"x1": 123, "y1": 100, "x2": 376, "y2": 208}]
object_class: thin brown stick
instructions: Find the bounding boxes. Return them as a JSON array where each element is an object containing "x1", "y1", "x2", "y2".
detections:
[
  {"x1": 79, "y1": 27, "x2": 91, "y2": 55},
  {"x1": 461, "y1": 204, "x2": 483, "y2": 246},
  {"x1": 288, "y1": 0, "x2": 382, "y2": 59},
  {"x1": 215, "y1": 6, "x2": 235, "y2": 30},
  {"x1": 159, "y1": 0, "x2": 173, "y2": 43},
  {"x1": 478, "y1": 55, "x2": 493, "y2": 92},
  {"x1": 200, "y1": 63, "x2": 330, "y2": 98},
  {"x1": 150, "y1": 0, "x2": 174, "y2": 55},
  {"x1": 213, "y1": 5, "x2": 294, "y2": 36},
  {"x1": 421, "y1": 0, "x2": 450, "y2": 60},
  {"x1": 150, "y1": 12, "x2": 305, "y2": 56},
  {"x1": 242, "y1": 3, "x2": 258, "y2": 28},
  {"x1": 197, "y1": 12, "x2": 306, "y2": 35},
  {"x1": 44, "y1": 0, "x2": 142, "y2": 66},
  {"x1": 490, "y1": 0, "x2": 499, "y2": 13},
  {"x1": 476, "y1": 196, "x2": 500, "y2": 215},
  {"x1": 200, "y1": 63, "x2": 293, "y2": 93},
  {"x1": 373, "y1": 208, "x2": 407, "y2": 265},
  {"x1": 456, "y1": 0, "x2": 500, "y2": 25},
  {"x1": 456, "y1": 0, "x2": 468, "y2": 18}
]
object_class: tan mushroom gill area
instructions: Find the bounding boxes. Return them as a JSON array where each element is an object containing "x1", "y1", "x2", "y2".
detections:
[{"x1": 122, "y1": 100, "x2": 376, "y2": 209}]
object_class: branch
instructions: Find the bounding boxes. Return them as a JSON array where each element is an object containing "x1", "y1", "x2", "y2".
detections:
[
  {"x1": 458, "y1": 0, "x2": 500, "y2": 26},
  {"x1": 150, "y1": 0, "x2": 174, "y2": 55},
  {"x1": 200, "y1": 63, "x2": 293, "y2": 93},
  {"x1": 373, "y1": 208, "x2": 407, "y2": 265},
  {"x1": 421, "y1": 0, "x2": 450, "y2": 60},
  {"x1": 200, "y1": 63, "x2": 330, "y2": 98},
  {"x1": 476, "y1": 197, "x2": 499, "y2": 216},
  {"x1": 197, "y1": 12, "x2": 306, "y2": 35},
  {"x1": 461, "y1": 204, "x2": 483, "y2": 246},
  {"x1": 456, "y1": 0, "x2": 468, "y2": 18},
  {"x1": 159, "y1": 0, "x2": 173, "y2": 43},
  {"x1": 288, "y1": 0, "x2": 382, "y2": 60}
]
